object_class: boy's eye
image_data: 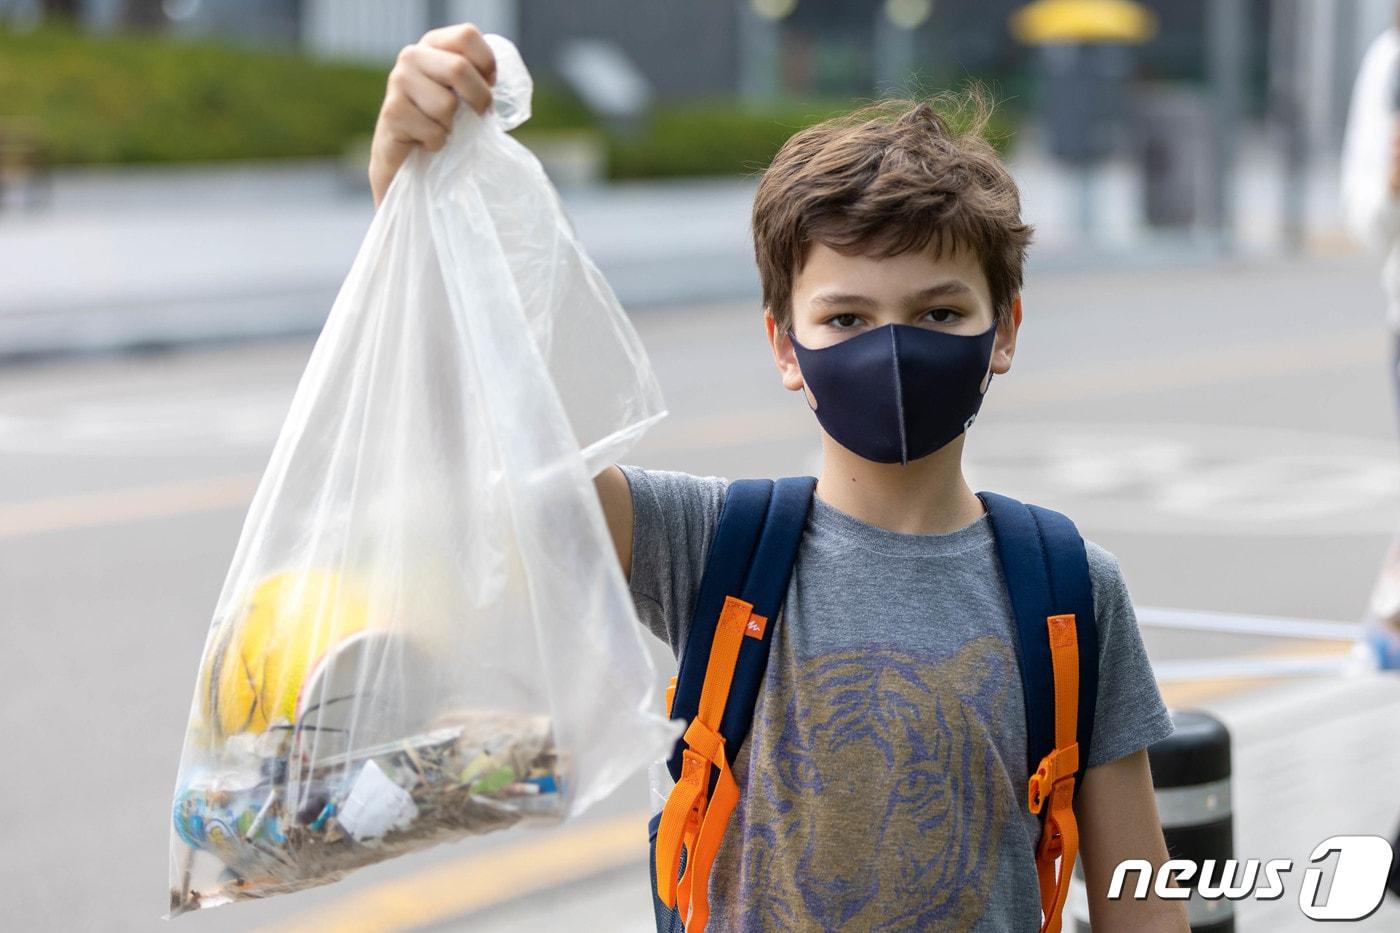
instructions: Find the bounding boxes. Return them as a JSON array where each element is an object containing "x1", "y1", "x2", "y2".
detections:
[
  {"x1": 924, "y1": 307, "x2": 960, "y2": 324},
  {"x1": 828, "y1": 313, "x2": 861, "y2": 329}
]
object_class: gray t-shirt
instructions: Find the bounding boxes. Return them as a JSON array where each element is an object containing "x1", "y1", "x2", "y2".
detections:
[{"x1": 620, "y1": 465, "x2": 1174, "y2": 933}]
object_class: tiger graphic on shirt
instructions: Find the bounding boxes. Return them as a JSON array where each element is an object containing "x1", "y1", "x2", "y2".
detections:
[{"x1": 711, "y1": 635, "x2": 1018, "y2": 931}]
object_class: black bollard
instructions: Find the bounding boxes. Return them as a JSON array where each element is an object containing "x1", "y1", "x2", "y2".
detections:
[{"x1": 1070, "y1": 708, "x2": 1233, "y2": 931}]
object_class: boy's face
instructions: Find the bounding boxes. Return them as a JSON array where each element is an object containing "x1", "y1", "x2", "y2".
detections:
[{"x1": 766, "y1": 241, "x2": 1020, "y2": 410}]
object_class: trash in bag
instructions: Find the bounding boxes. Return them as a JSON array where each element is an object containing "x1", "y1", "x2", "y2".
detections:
[{"x1": 167, "y1": 34, "x2": 678, "y2": 915}]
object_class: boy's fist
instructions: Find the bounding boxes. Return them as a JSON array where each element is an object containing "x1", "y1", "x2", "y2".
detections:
[{"x1": 369, "y1": 23, "x2": 497, "y2": 206}]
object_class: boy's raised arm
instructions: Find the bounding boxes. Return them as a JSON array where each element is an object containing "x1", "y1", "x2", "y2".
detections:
[{"x1": 594, "y1": 465, "x2": 635, "y2": 582}]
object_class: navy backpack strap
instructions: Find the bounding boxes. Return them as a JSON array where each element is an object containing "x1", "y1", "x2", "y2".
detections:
[
  {"x1": 977, "y1": 491, "x2": 1097, "y2": 795},
  {"x1": 718, "y1": 475, "x2": 816, "y2": 759},
  {"x1": 666, "y1": 475, "x2": 816, "y2": 780},
  {"x1": 652, "y1": 476, "x2": 814, "y2": 929},
  {"x1": 1026, "y1": 502, "x2": 1098, "y2": 781}
]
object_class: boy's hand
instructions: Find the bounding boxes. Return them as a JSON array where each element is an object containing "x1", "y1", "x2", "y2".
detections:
[{"x1": 369, "y1": 23, "x2": 497, "y2": 206}]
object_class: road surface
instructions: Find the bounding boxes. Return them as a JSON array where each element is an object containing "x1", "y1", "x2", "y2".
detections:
[{"x1": 3, "y1": 252, "x2": 1400, "y2": 931}]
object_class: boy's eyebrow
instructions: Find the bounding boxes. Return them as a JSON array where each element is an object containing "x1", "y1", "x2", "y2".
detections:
[
  {"x1": 808, "y1": 291, "x2": 879, "y2": 310},
  {"x1": 808, "y1": 280, "x2": 976, "y2": 310},
  {"x1": 906, "y1": 281, "x2": 976, "y2": 303}
]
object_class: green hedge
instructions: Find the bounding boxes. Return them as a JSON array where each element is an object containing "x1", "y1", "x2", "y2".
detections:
[
  {"x1": 0, "y1": 25, "x2": 592, "y2": 165},
  {"x1": 0, "y1": 25, "x2": 1016, "y2": 175},
  {"x1": 0, "y1": 26, "x2": 385, "y2": 162},
  {"x1": 604, "y1": 102, "x2": 850, "y2": 180},
  {"x1": 604, "y1": 97, "x2": 1015, "y2": 180}
]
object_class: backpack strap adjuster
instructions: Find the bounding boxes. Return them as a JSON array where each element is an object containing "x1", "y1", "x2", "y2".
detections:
[
  {"x1": 1027, "y1": 742, "x2": 1079, "y2": 815},
  {"x1": 681, "y1": 718, "x2": 725, "y2": 764}
]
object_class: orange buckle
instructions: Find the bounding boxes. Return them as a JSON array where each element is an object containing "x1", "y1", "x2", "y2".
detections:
[{"x1": 1027, "y1": 742, "x2": 1079, "y2": 814}]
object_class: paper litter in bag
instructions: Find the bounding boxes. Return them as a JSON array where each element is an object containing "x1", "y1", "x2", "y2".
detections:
[{"x1": 167, "y1": 34, "x2": 677, "y2": 915}]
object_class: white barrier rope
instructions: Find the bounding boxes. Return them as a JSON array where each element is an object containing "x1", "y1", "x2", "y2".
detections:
[
  {"x1": 1134, "y1": 606, "x2": 1384, "y2": 684},
  {"x1": 1135, "y1": 606, "x2": 1363, "y2": 642}
]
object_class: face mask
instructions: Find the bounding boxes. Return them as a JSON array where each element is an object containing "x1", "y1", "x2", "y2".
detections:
[{"x1": 789, "y1": 322, "x2": 997, "y2": 465}]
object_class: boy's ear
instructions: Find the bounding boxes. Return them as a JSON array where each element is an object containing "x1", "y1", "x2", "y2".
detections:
[
  {"x1": 989, "y1": 295, "x2": 1021, "y2": 377},
  {"x1": 765, "y1": 309, "x2": 805, "y2": 392}
]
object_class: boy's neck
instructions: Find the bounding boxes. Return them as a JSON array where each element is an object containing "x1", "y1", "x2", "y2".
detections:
[{"x1": 814, "y1": 434, "x2": 986, "y2": 536}]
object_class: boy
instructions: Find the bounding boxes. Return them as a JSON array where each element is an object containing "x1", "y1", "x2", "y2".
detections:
[{"x1": 370, "y1": 24, "x2": 1188, "y2": 932}]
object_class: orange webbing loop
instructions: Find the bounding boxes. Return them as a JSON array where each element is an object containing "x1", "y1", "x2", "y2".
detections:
[
  {"x1": 653, "y1": 595, "x2": 754, "y2": 929},
  {"x1": 655, "y1": 751, "x2": 707, "y2": 907},
  {"x1": 693, "y1": 596, "x2": 752, "y2": 728},
  {"x1": 675, "y1": 745, "x2": 740, "y2": 930},
  {"x1": 1030, "y1": 613, "x2": 1081, "y2": 933}
]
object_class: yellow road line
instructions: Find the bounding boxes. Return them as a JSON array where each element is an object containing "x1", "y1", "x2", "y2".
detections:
[
  {"x1": 0, "y1": 472, "x2": 260, "y2": 540},
  {"x1": 1158, "y1": 641, "x2": 1357, "y2": 708},
  {"x1": 263, "y1": 812, "x2": 649, "y2": 933},
  {"x1": 995, "y1": 328, "x2": 1384, "y2": 413}
]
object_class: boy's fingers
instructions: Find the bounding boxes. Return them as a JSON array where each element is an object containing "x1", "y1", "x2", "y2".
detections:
[
  {"x1": 455, "y1": 67, "x2": 493, "y2": 116},
  {"x1": 399, "y1": 67, "x2": 460, "y2": 130},
  {"x1": 421, "y1": 23, "x2": 497, "y2": 86},
  {"x1": 405, "y1": 44, "x2": 492, "y2": 115},
  {"x1": 383, "y1": 90, "x2": 449, "y2": 152}
]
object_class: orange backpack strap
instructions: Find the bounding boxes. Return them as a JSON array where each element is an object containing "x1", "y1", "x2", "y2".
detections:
[
  {"x1": 978, "y1": 493, "x2": 1098, "y2": 933},
  {"x1": 650, "y1": 477, "x2": 816, "y2": 933},
  {"x1": 655, "y1": 595, "x2": 751, "y2": 927},
  {"x1": 1028, "y1": 614, "x2": 1081, "y2": 932}
]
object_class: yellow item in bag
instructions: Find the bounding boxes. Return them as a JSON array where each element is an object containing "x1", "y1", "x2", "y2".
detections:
[{"x1": 201, "y1": 569, "x2": 372, "y2": 738}]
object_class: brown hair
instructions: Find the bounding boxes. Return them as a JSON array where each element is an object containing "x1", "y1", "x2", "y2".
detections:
[{"x1": 752, "y1": 93, "x2": 1032, "y2": 335}]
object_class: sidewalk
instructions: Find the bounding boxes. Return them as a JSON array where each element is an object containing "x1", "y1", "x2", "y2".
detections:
[
  {"x1": 0, "y1": 136, "x2": 1353, "y2": 360},
  {"x1": 1206, "y1": 670, "x2": 1400, "y2": 930},
  {"x1": 0, "y1": 162, "x2": 761, "y2": 358}
]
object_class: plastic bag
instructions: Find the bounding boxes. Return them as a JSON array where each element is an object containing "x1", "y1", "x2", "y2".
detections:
[{"x1": 167, "y1": 34, "x2": 678, "y2": 915}]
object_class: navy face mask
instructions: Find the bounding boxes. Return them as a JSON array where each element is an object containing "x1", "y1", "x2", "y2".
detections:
[{"x1": 789, "y1": 322, "x2": 997, "y2": 465}]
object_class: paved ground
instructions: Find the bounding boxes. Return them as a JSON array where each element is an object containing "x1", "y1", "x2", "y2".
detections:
[{"x1": 3, "y1": 251, "x2": 1400, "y2": 931}]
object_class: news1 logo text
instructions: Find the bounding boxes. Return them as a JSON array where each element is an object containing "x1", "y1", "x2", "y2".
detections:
[{"x1": 1108, "y1": 835, "x2": 1395, "y2": 921}]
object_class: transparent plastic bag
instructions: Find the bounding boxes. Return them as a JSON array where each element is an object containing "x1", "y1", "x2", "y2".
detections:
[{"x1": 167, "y1": 34, "x2": 678, "y2": 915}]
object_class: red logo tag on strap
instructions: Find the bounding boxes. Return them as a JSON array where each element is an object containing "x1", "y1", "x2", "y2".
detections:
[
  {"x1": 1047, "y1": 614, "x2": 1076, "y2": 647},
  {"x1": 744, "y1": 612, "x2": 768, "y2": 640}
]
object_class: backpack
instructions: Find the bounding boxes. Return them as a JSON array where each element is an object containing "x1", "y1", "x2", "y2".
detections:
[{"x1": 647, "y1": 476, "x2": 1099, "y2": 933}]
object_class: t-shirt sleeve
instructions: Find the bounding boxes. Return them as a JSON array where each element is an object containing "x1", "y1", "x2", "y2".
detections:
[
  {"x1": 617, "y1": 464, "x2": 730, "y2": 657},
  {"x1": 1083, "y1": 540, "x2": 1175, "y2": 769}
]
